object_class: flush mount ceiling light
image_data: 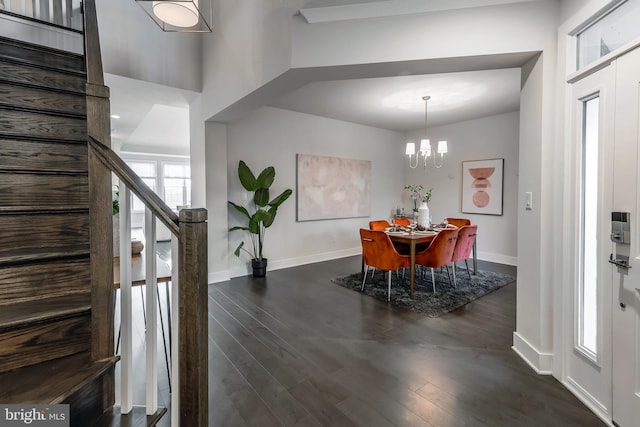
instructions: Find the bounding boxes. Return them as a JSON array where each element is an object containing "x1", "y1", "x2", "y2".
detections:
[
  {"x1": 135, "y1": 0, "x2": 213, "y2": 32},
  {"x1": 406, "y1": 96, "x2": 448, "y2": 169}
]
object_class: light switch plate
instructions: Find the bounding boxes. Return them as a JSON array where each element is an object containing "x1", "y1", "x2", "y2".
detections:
[{"x1": 525, "y1": 192, "x2": 533, "y2": 210}]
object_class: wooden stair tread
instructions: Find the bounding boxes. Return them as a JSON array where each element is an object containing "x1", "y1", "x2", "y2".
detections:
[
  {"x1": 0, "y1": 352, "x2": 118, "y2": 404},
  {"x1": 0, "y1": 293, "x2": 91, "y2": 331},
  {"x1": 92, "y1": 406, "x2": 168, "y2": 427}
]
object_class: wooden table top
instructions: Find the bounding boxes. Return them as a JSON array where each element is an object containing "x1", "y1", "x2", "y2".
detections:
[
  {"x1": 385, "y1": 231, "x2": 438, "y2": 244},
  {"x1": 113, "y1": 253, "x2": 172, "y2": 288}
]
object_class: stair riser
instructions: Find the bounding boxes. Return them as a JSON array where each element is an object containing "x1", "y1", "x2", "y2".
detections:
[
  {"x1": 65, "y1": 367, "x2": 115, "y2": 427},
  {"x1": 0, "y1": 172, "x2": 88, "y2": 208},
  {"x1": 0, "y1": 258, "x2": 90, "y2": 305},
  {"x1": 0, "y1": 60, "x2": 85, "y2": 93},
  {"x1": 0, "y1": 213, "x2": 89, "y2": 262},
  {"x1": 0, "y1": 108, "x2": 86, "y2": 142},
  {"x1": 0, "y1": 37, "x2": 85, "y2": 73},
  {"x1": 0, "y1": 138, "x2": 87, "y2": 173},
  {"x1": 0, "y1": 314, "x2": 91, "y2": 373},
  {"x1": 0, "y1": 83, "x2": 86, "y2": 116}
]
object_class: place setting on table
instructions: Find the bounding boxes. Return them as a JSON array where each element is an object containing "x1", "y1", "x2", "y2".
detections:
[{"x1": 384, "y1": 217, "x2": 455, "y2": 238}]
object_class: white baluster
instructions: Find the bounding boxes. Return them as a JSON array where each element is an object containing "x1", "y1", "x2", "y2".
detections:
[
  {"x1": 145, "y1": 208, "x2": 158, "y2": 414},
  {"x1": 119, "y1": 184, "x2": 133, "y2": 414},
  {"x1": 171, "y1": 234, "x2": 179, "y2": 427}
]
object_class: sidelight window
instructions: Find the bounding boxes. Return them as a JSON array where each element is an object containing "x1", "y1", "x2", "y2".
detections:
[{"x1": 578, "y1": 95, "x2": 600, "y2": 358}]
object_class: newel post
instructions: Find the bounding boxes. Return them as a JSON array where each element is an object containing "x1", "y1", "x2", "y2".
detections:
[{"x1": 178, "y1": 208, "x2": 208, "y2": 426}]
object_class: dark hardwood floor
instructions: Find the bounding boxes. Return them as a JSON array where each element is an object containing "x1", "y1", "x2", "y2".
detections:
[
  {"x1": 125, "y1": 255, "x2": 605, "y2": 426},
  {"x1": 203, "y1": 256, "x2": 603, "y2": 427}
]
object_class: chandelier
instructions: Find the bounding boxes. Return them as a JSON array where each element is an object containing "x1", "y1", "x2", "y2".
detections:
[
  {"x1": 135, "y1": 0, "x2": 213, "y2": 32},
  {"x1": 406, "y1": 96, "x2": 448, "y2": 169}
]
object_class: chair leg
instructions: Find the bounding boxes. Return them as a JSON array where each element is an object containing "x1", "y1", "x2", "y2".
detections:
[
  {"x1": 431, "y1": 267, "x2": 436, "y2": 294},
  {"x1": 445, "y1": 265, "x2": 452, "y2": 285},
  {"x1": 464, "y1": 259, "x2": 472, "y2": 279},
  {"x1": 387, "y1": 270, "x2": 392, "y2": 302},
  {"x1": 361, "y1": 266, "x2": 369, "y2": 291},
  {"x1": 452, "y1": 262, "x2": 457, "y2": 288}
]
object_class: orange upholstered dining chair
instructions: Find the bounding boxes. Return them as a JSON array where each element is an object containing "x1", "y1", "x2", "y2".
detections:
[
  {"x1": 451, "y1": 225, "x2": 477, "y2": 287},
  {"x1": 360, "y1": 229, "x2": 410, "y2": 301},
  {"x1": 394, "y1": 217, "x2": 411, "y2": 227},
  {"x1": 414, "y1": 228, "x2": 458, "y2": 293},
  {"x1": 446, "y1": 217, "x2": 471, "y2": 228},
  {"x1": 369, "y1": 220, "x2": 391, "y2": 231}
]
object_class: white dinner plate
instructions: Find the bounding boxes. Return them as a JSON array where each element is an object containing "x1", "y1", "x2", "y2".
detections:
[
  {"x1": 414, "y1": 230, "x2": 436, "y2": 235},
  {"x1": 386, "y1": 231, "x2": 407, "y2": 236}
]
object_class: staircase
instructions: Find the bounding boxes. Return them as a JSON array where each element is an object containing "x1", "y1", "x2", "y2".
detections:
[
  {"x1": 0, "y1": 35, "x2": 163, "y2": 426},
  {"x1": 0, "y1": 2, "x2": 209, "y2": 425}
]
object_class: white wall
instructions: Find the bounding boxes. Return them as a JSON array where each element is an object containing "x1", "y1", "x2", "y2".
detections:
[
  {"x1": 201, "y1": 0, "x2": 302, "y2": 119},
  {"x1": 403, "y1": 111, "x2": 520, "y2": 265},
  {"x1": 205, "y1": 122, "x2": 230, "y2": 283},
  {"x1": 224, "y1": 106, "x2": 404, "y2": 277},
  {"x1": 95, "y1": 0, "x2": 202, "y2": 92}
]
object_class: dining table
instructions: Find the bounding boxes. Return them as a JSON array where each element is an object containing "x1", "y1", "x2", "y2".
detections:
[{"x1": 386, "y1": 230, "x2": 438, "y2": 299}]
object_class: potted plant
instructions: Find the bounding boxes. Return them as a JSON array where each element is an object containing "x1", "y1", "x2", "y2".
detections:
[
  {"x1": 404, "y1": 184, "x2": 433, "y2": 227},
  {"x1": 404, "y1": 184, "x2": 424, "y2": 212},
  {"x1": 228, "y1": 160, "x2": 293, "y2": 277}
]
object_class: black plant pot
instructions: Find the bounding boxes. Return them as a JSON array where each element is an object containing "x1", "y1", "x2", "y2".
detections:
[{"x1": 251, "y1": 258, "x2": 268, "y2": 277}]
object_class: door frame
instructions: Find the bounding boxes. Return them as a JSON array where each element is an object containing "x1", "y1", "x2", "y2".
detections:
[{"x1": 560, "y1": 63, "x2": 615, "y2": 422}]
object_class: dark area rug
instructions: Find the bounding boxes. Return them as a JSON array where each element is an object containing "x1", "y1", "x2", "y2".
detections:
[{"x1": 332, "y1": 266, "x2": 515, "y2": 317}]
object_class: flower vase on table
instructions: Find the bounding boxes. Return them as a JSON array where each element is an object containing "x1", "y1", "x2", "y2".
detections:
[{"x1": 418, "y1": 202, "x2": 430, "y2": 228}]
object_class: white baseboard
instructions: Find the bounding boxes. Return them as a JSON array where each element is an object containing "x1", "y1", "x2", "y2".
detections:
[
  {"x1": 219, "y1": 247, "x2": 517, "y2": 282},
  {"x1": 512, "y1": 332, "x2": 553, "y2": 374},
  {"x1": 564, "y1": 376, "x2": 611, "y2": 425},
  {"x1": 208, "y1": 270, "x2": 231, "y2": 284},
  {"x1": 269, "y1": 247, "x2": 361, "y2": 271},
  {"x1": 478, "y1": 251, "x2": 517, "y2": 266},
  {"x1": 226, "y1": 247, "x2": 362, "y2": 280}
]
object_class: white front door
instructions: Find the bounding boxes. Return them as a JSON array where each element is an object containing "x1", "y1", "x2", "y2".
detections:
[
  {"x1": 566, "y1": 62, "x2": 614, "y2": 421},
  {"x1": 610, "y1": 45, "x2": 640, "y2": 427},
  {"x1": 566, "y1": 45, "x2": 640, "y2": 426}
]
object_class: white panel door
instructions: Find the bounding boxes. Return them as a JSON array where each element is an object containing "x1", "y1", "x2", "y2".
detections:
[
  {"x1": 611, "y1": 45, "x2": 640, "y2": 427},
  {"x1": 566, "y1": 64, "x2": 615, "y2": 419}
]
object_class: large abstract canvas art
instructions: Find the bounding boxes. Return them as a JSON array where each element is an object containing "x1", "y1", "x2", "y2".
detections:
[
  {"x1": 296, "y1": 154, "x2": 371, "y2": 221},
  {"x1": 461, "y1": 158, "x2": 504, "y2": 215}
]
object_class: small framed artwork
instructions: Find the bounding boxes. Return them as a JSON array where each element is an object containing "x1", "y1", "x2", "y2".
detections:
[{"x1": 461, "y1": 158, "x2": 504, "y2": 215}]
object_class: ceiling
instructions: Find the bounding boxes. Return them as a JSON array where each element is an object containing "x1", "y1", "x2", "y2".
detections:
[
  {"x1": 107, "y1": 74, "x2": 197, "y2": 152},
  {"x1": 108, "y1": 0, "x2": 530, "y2": 150},
  {"x1": 270, "y1": 68, "x2": 521, "y2": 131}
]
